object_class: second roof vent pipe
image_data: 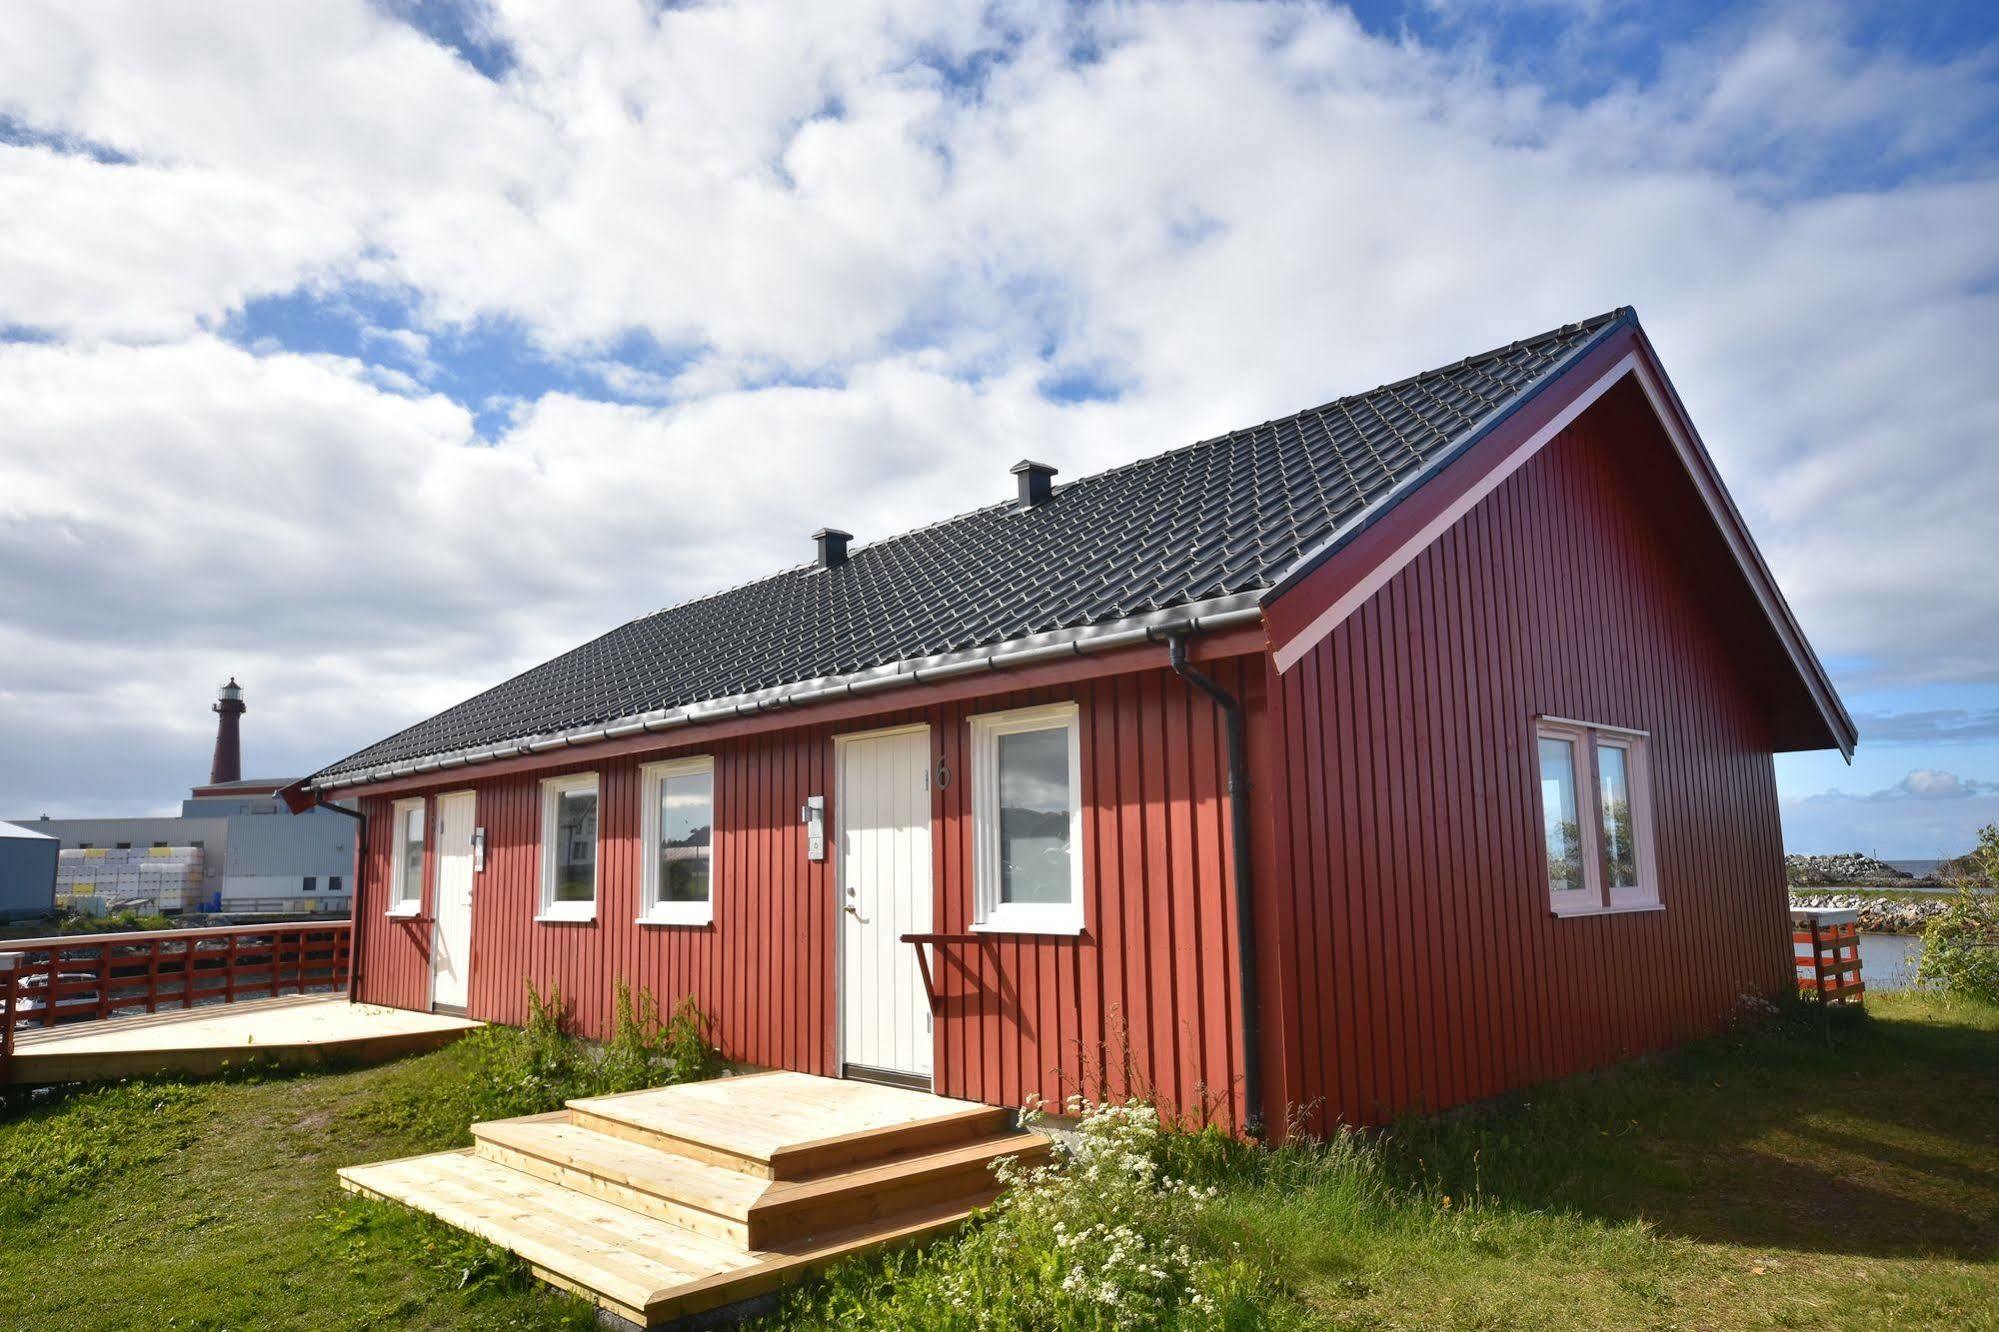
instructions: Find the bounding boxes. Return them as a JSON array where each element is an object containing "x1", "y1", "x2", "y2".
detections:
[
  {"x1": 813, "y1": 527, "x2": 852, "y2": 570},
  {"x1": 1011, "y1": 459, "x2": 1057, "y2": 509}
]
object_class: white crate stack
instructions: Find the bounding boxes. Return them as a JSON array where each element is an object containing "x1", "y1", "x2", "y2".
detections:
[{"x1": 56, "y1": 844, "x2": 204, "y2": 913}]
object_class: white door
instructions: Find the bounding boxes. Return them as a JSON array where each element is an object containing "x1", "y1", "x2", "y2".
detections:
[
  {"x1": 837, "y1": 724, "x2": 933, "y2": 1082},
  {"x1": 431, "y1": 790, "x2": 477, "y2": 1011}
]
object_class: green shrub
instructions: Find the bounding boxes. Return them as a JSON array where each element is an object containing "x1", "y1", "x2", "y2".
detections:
[
  {"x1": 1916, "y1": 884, "x2": 1999, "y2": 1004},
  {"x1": 780, "y1": 1097, "x2": 1299, "y2": 1330},
  {"x1": 355, "y1": 980, "x2": 722, "y2": 1148},
  {"x1": 17, "y1": 906, "x2": 175, "y2": 936},
  {"x1": 597, "y1": 983, "x2": 726, "y2": 1092}
]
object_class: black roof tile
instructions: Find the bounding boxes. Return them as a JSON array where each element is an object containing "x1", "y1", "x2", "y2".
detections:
[{"x1": 315, "y1": 309, "x2": 1627, "y2": 782}]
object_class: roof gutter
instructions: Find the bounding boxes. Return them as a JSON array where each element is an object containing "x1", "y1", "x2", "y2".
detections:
[
  {"x1": 308, "y1": 592, "x2": 1268, "y2": 795},
  {"x1": 282, "y1": 794, "x2": 368, "y2": 1003}
]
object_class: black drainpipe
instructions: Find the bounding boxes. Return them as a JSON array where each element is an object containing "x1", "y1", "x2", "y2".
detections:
[
  {"x1": 312, "y1": 799, "x2": 368, "y2": 1003},
  {"x1": 1167, "y1": 634, "x2": 1265, "y2": 1139}
]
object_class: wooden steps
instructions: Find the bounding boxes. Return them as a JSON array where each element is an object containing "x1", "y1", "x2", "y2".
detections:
[
  {"x1": 340, "y1": 1071, "x2": 1049, "y2": 1326},
  {"x1": 569, "y1": 1070, "x2": 1014, "y2": 1178}
]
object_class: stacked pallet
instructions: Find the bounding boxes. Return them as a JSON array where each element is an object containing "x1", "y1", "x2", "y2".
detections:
[{"x1": 56, "y1": 845, "x2": 203, "y2": 913}]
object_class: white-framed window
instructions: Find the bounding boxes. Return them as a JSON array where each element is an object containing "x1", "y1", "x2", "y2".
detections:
[
  {"x1": 388, "y1": 797, "x2": 425, "y2": 916},
  {"x1": 640, "y1": 755, "x2": 715, "y2": 926},
  {"x1": 970, "y1": 701, "x2": 1085, "y2": 935},
  {"x1": 1534, "y1": 717, "x2": 1661, "y2": 916},
  {"x1": 538, "y1": 773, "x2": 600, "y2": 922}
]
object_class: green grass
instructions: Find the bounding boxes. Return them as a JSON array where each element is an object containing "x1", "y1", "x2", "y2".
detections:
[
  {"x1": 0, "y1": 994, "x2": 1992, "y2": 1331},
  {"x1": 0, "y1": 1040, "x2": 597, "y2": 1330},
  {"x1": 773, "y1": 993, "x2": 1999, "y2": 1331}
]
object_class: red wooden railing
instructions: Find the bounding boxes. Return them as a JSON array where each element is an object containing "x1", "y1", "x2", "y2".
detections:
[
  {"x1": 0, "y1": 921, "x2": 352, "y2": 1080},
  {"x1": 1791, "y1": 909, "x2": 1864, "y2": 1004}
]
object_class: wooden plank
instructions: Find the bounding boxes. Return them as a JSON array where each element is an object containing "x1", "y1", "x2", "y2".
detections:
[
  {"x1": 568, "y1": 1072, "x2": 1001, "y2": 1179},
  {"x1": 343, "y1": 1127, "x2": 1016, "y2": 1327},
  {"x1": 752, "y1": 1131, "x2": 1047, "y2": 1246},
  {"x1": 7, "y1": 995, "x2": 477, "y2": 1085}
]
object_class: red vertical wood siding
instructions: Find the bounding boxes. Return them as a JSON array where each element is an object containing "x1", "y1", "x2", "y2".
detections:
[
  {"x1": 347, "y1": 383, "x2": 1803, "y2": 1135},
  {"x1": 1261, "y1": 391, "x2": 1792, "y2": 1131},
  {"x1": 350, "y1": 664, "x2": 1259, "y2": 1130}
]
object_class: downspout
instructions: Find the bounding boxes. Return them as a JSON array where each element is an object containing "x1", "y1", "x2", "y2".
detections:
[
  {"x1": 1167, "y1": 634, "x2": 1266, "y2": 1139},
  {"x1": 312, "y1": 799, "x2": 368, "y2": 1003}
]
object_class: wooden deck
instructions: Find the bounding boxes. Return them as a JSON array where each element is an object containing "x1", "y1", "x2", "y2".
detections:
[
  {"x1": 342, "y1": 1070, "x2": 1051, "y2": 1326},
  {"x1": 6, "y1": 993, "x2": 480, "y2": 1085}
]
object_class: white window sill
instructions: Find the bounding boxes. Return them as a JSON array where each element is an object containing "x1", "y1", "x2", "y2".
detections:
[
  {"x1": 1550, "y1": 901, "x2": 1665, "y2": 919},
  {"x1": 384, "y1": 903, "x2": 423, "y2": 919},
  {"x1": 972, "y1": 917, "x2": 1086, "y2": 938},
  {"x1": 534, "y1": 910, "x2": 598, "y2": 924},
  {"x1": 637, "y1": 909, "x2": 713, "y2": 928}
]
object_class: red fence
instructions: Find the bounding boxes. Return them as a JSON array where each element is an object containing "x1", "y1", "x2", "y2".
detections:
[
  {"x1": 1792, "y1": 910, "x2": 1864, "y2": 1005},
  {"x1": 0, "y1": 922, "x2": 352, "y2": 1082}
]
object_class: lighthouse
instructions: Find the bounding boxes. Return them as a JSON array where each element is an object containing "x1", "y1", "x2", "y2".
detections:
[{"x1": 210, "y1": 677, "x2": 246, "y2": 784}]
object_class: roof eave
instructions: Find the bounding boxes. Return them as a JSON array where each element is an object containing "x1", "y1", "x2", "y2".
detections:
[{"x1": 307, "y1": 591, "x2": 1268, "y2": 795}]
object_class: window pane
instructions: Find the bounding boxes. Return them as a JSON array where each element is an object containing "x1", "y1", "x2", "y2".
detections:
[
  {"x1": 658, "y1": 771, "x2": 713, "y2": 905},
  {"x1": 1538, "y1": 737, "x2": 1585, "y2": 895},
  {"x1": 401, "y1": 807, "x2": 424, "y2": 903},
  {"x1": 997, "y1": 725, "x2": 1071, "y2": 905},
  {"x1": 1597, "y1": 744, "x2": 1638, "y2": 890},
  {"x1": 554, "y1": 789, "x2": 597, "y2": 902}
]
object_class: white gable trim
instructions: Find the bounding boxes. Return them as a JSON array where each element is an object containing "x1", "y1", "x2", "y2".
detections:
[{"x1": 1267, "y1": 348, "x2": 1855, "y2": 759}]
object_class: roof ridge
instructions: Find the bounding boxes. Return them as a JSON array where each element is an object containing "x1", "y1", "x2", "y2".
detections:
[
  {"x1": 999, "y1": 307, "x2": 1630, "y2": 496},
  {"x1": 310, "y1": 308, "x2": 1632, "y2": 783},
  {"x1": 626, "y1": 307, "x2": 1628, "y2": 628}
]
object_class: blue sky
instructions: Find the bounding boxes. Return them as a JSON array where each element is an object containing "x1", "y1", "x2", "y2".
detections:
[{"x1": 2, "y1": 0, "x2": 1996, "y2": 856}]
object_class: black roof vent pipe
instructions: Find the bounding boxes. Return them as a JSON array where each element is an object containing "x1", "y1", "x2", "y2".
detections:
[
  {"x1": 813, "y1": 527, "x2": 853, "y2": 569},
  {"x1": 1011, "y1": 459, "x2": 1057, "y2": 509}
]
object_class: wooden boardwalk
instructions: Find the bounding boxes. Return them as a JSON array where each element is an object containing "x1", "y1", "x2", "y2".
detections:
[
  {"x1": 342, "y1": 1070, "x2": 1050, "y2": 1326},
  {"x1": 7, "y1": 993, "x2": 479, "y2": 1085}
]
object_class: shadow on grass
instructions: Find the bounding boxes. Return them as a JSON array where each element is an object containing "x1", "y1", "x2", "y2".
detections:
[{"x1": 1381, "y1": 1001, "x2": 1999, "y2": 1260}]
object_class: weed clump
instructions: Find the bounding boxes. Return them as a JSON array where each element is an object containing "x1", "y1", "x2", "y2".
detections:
[{"x1": 357, "y1": 979, "x2": 723, "y2": 1147}]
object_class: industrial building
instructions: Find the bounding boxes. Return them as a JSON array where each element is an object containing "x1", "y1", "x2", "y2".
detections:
[
  {"x1": 13, "y1": 680, "x2": 354, "y2": 916},
  {"x1": 0, "y1": 819, "x2": 58, "y2": 921}
]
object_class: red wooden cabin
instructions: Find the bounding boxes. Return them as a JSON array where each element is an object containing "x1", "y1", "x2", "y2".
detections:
[{"x1": 288, "y1": 310, "x2": 1854, "y2": 1137}]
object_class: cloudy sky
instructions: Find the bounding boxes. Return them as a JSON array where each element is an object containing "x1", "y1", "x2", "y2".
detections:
[{"x1": 2, "y1": 0, "x2": 1995, "y2": 858}]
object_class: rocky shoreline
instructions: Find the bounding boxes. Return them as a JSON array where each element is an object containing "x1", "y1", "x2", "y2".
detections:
[
  {"x1": 1785, "y1": 851, "x2": 1937, "y2": 889},
  {"x1": 1788, "y1": 890, "x2": 1946, "y2": 935},
  {"x1": 1788, "y1": 850, "x2": 1994, "y2": 886}
]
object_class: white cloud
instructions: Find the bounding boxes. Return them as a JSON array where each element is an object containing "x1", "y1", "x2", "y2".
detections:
[
  {"x1": 1782, "y1": 768, "x2": 1999, "y2": 857},
  {"x1": 0, "y1": 0, "x2": 1995, "y2": 816},
  {"x1": 0, "y1": 145, "x2": 358, "y2": 341},
  {"x1": 1880, "y1": 769, "x2": 1999, "y2": 801}
]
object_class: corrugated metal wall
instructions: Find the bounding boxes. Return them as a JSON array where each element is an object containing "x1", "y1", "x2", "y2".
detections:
[
  {"x1": 351, "y1": 662, "x2": 1257, "y2": 1129},
  {"x1": 1262, "y1": 391, "x2": 1792, "y2": 1131}
]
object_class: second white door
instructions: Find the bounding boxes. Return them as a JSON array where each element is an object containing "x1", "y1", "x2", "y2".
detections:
[
  {"x1": 837, "y1": 724, "x2": 933, "y2": 1082},
  {"x1": 431, "y1": 790, "x2": 476, "y2": 1010}
]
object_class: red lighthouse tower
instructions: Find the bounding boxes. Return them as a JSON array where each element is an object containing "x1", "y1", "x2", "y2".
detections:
[{"x1": 210, "y1": 677, "x2": 246, "y2": 784}]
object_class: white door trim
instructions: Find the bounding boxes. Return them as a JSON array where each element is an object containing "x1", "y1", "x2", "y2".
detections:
[
  {"x1": 833, "y1": 722, "x2": 934, "y2": 1083},
  {"x1": 430, "y1": 789, "x2": 477, "y2": 1011}
]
